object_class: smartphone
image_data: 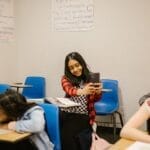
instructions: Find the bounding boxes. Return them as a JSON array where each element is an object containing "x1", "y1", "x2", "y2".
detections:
[{"x1": 88, "y1": 72, "x2": 100, "y2": 83}]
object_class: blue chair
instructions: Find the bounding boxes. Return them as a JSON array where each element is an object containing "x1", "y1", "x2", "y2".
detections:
[
  {"x1": 39, "y1": 103, "x2": 61, "y2": 150},
  {"x1": 94, "y1": 79, "x2": 124, "y2": 141},
  {"x1": 22, "y1": 76, "x2": 46, "y2": 99},
  {"x1": 0, "y1": 84, "x2": 11, "y2": 94}
]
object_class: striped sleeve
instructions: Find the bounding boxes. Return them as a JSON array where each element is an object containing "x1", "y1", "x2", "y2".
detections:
[{"x1": 61, "y1": 76, "x2": 77, "y2": 96}]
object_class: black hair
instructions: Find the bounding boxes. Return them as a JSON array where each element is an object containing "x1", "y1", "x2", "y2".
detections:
[
  {"x1": 64, "y1": 52, "x2": 90, "y2": 85},
  {"x1": 0, "y1": 89, "x2": 36, "y2": 120}
]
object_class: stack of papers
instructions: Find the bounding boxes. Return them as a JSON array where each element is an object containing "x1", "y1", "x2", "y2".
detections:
[
  {"x1": 127, "y1": 141, "x2": 150, "y2": 150},
  {"x1": 46, "y1": 97, "x2": 81, "y2": 108}
]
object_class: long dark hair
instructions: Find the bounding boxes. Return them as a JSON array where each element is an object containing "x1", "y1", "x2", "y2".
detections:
[
  {"x1": 0, "y1": 89, "x2": 36, "y2": 120},
  {"x1": 64, "y1": 52, "x2": 90, "y2": 85}
]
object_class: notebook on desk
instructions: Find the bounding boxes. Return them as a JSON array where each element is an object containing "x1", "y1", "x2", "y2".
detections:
[
  {"x1": 127, "y1": 141, "x2": 150, "y2": 150},
  {"x1": 45, "y1": 97, "x2": 81, "y2": 108}
]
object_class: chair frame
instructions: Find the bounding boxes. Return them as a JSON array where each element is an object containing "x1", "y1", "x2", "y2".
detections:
[
  {"x1": 39, "y1": 103, "x2": 61, "y2": 150},
  {"x1": 95, "y1": 79, "x2": 124, "y2": 141},
  {"x1": 22, "y1": 76, "x2": 46, "y2": 99},
  {"x1": 0, "y1": 84, "x2": 10, "y2": 93}
]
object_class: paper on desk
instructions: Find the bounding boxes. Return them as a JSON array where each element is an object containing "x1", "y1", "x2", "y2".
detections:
[
  {"x1": 127, "y1": 141, "x2": 150, "y2": 150},
  {"x1": 56, "y1": 97, "x2": 81, "y2": 106},
  {"x1": 0, "y1": 129, "x2": 12, "y2": 135},
  {"x1": 46, "y1": 97, "x2": 81, "y2": 107}
]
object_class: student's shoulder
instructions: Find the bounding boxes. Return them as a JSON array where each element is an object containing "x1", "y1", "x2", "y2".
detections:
[
  {"x1": 61, "y1": 75, "x2": 66, "y2": 79},
  {"x1": 61, "y1": 75, "x2": 70, "y2": 82},
  {"x1": 27, "y1": 106, "x2": 44, "y2": 114}
]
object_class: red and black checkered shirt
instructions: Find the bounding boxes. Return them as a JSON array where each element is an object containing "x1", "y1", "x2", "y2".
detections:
[{"x1": 61, "y1": 76, "x2": 102, "y2": 125}]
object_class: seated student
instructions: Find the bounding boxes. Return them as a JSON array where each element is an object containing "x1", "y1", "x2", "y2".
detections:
[
  {"x1": 120, "y1": 97, "x2": 150, "y2": 143},
  {"x1": 0, "y1": 89, "x2": 54, "y2": 150}
]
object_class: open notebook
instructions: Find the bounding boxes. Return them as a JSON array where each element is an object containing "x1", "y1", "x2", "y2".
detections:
[
  {"x1": 127, "y1": 141, "x2": 150, "y2": 150},
  {"x1": 45, "y1": 97, "x2": 81, "y2": 108}
]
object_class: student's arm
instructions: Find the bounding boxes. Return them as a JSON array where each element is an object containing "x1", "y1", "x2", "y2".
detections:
[
  {"x1": 61, "y1": 76, "x2": 96, "y2": 96},
  {"x1": 8, "y1": 108, "x2": 45, "y2": 133},
  {"x1": 77, "y1": 83, "x2": 98, "y2": 96},
  {"x1": 61, "y1": 76, "x2": 77, "y2": 96},
  {"x1": 120, "y1": 100, "x2": 150, "y2": 143}
]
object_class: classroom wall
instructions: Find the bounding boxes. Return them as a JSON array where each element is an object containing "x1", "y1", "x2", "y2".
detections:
[
  {"x1": 0, "y1": 0, "x2": 17, "y2": 84},
  {"x1": 13, "y1": 0, "x2": 150, "y2": 122},
  {"x1": 0, "y1": 42, "x2": 17, "y2": 83}
]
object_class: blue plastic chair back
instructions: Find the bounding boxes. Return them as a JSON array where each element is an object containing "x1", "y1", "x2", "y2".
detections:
[
  {"x1": 94, "y1": 79, "x2": 119, "y2": 114},
  {"x1": 39, "y1": 103, "x2": 61, "y2": 150},
  {"x1": 22, "y1": 76, "x2": 45, "y2": 99},
  {"x1": 0, "y1": 84, "x2": 11, "y2": 94}
]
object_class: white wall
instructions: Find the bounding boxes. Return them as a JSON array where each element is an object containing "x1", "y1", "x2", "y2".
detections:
[
  {"x1": 0, "y1": 42, "x2": 17, "y2": 83},
  {"x1": 14, "y1": 0, "x2": 150, "y2": 122},
  {"x1": 0, "y1": 0, "x2": 17, "y2": 84}
]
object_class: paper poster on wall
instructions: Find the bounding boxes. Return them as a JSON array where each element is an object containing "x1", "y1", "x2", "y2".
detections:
[
  {"x1": 0, "y1": 0, "x2": 14, "y2": 41},
  {"x1": 51, "y1": 0, "x2": 94, "y2": 31}
]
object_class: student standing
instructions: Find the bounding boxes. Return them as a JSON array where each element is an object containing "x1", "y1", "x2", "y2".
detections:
[
  {"x1": 0, "y1": 89, "x2": 54, "y2": 150},
  {"x1": 60, "y1": 52, "x2": 102, "y2": 150}
]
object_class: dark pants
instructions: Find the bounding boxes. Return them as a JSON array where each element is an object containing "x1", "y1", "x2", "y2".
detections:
[{"x1": 60, "y1": 111, "x2": 90, "y2": 150}]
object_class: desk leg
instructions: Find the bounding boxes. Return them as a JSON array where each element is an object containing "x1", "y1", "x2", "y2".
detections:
[{"x1": 16, "y1": 87, "x2": 19, "y2": 93}]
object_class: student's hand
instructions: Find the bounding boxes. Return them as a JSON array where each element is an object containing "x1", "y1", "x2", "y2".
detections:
[
  {"x1": 93, "y1": 83, "x2": 102, "y2": 94},
  {"x1": 8, "y1": 121, "x2": 16, "y2": 130},
  {"x1": 81, "y1": 83, "x2": 96, "y2": 95},
  {"x1": 77, "y1": 83, "x2": 102, "y2": 95}
]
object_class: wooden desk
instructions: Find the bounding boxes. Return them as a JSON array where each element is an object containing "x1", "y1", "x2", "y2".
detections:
[
  {"x1": 10, "y1": 84, "x2": 32, "y2": 93},
  {"x1": 109, "y1": 138, "x2": 135, "y2": 150},
  {"x1": 0, "y1": 129, "x2": 31, "y2": 143}
]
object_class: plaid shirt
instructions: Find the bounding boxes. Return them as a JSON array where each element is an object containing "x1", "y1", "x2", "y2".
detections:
[{"x1": 61, "y1": 76, "x2": 102, "y2": 125}]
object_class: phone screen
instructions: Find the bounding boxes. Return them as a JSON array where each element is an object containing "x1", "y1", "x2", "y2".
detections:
[{"x1": 88, "y1": 72, "x2": 100, "y2": 83}]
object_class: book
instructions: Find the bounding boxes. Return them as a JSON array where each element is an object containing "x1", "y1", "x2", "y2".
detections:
[{"x1": 45, "y1": 97, "x2": 81, "y2": 108}]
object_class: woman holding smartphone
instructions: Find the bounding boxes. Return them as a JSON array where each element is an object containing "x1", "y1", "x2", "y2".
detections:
[{"x1": 60, "y1": 51, "x2": 102, "y2": 150}]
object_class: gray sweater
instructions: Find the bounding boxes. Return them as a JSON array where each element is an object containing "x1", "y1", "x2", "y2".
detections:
[{"x1": 15, "y1": 106, "x2": 54, "y2": 150}]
